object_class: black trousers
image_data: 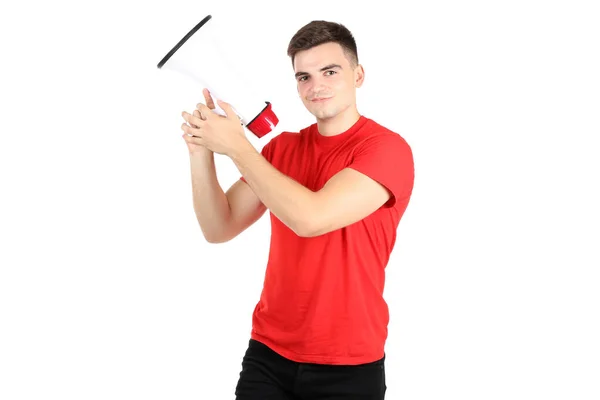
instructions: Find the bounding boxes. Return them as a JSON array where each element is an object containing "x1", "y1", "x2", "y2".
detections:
[{"x1": 235, "y1": 339, "x2": 386, "y2": 399}]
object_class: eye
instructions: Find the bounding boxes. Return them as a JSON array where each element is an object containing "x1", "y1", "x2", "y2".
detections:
[
  {"x1": 325, "y1": 70, "x2": 337, "y2": 76},
  {"x1": 297, "y1": 76, "x2": 308, "y2": 82}
]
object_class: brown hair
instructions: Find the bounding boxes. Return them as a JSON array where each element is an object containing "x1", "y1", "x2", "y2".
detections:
[{"x1": 287, "y1": 20, "x2": 358, "y2": 68}]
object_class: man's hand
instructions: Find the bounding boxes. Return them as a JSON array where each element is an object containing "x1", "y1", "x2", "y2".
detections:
[
  {"x1": 181, "y1": 91, "x2": 250, "y2": 157},
  {"x1": 182, "y1": 88, "x2": 215, "y2": 155}
]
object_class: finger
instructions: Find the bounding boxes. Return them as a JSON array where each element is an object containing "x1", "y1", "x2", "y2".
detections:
[
  {"x1": 216, "y1": 99, "x2": 238, "y2": 121},
  {"x1": 182, "y1": 133, "x2": 204, "y2": 146},
  {"x1": 192, "y1": 110, "x2": 203, "y2": 125},
  {"x1": 203, "y1": 88, "x2": 216, "y2": 110},
  {"x1": 182, "y1": 111, "x2": 205, "y2": 128},
  {"x1": 181, "y1": 122, "x2": 201, "y2": 137},
  {"x1": 196, "y1": 103, "x2": 214, "y2": 119},
  {"x1": 187, "y1": 110, "x2": 201, "y2": 128}
]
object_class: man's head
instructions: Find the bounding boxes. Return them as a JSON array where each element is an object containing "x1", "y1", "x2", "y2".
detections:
[{"x1": 287, "y1": 20, "x2": 364, "y2": 121}]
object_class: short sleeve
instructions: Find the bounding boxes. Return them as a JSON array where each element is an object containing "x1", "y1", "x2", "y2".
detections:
[
  {"x1": 347, "y1": 133, "x2": 414, "y2": 208},
  {"x1": 240, "y1": 139, "x2": 275, "y2": 183}
]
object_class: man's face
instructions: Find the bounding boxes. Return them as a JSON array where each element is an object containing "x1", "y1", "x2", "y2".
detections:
[{"x1": 293, "y1": 42, "x2": 363, "y2": 121}]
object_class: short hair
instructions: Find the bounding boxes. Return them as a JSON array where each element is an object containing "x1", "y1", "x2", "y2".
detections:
[{"x1": 287, "y1": 20, "x2": 358, "y2": 68}]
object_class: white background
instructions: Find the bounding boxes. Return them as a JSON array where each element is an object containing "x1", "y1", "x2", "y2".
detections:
[{"x1": 1, "y1": 0, "x2": 599, "y2": 399}]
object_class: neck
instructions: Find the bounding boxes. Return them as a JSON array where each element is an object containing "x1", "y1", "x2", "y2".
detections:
[{"x1": 316, "y1": 105, "x2": 361, "y2": 136}]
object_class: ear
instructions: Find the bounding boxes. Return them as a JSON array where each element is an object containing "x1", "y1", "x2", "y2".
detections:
[{"x1": 354, "y1": 64, "x2": 365, "y2": 88}]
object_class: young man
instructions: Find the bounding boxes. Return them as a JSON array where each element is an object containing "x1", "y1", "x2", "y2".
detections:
[{"x1": 181, "y1": 19, "x2": 414, "y2": 400}]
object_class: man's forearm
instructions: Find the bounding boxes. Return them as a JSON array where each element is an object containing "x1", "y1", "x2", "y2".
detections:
[
  {"x1": 189, "y1": 150, "x2": 232, "y2": 242},
  {"x1": 230, "y1": 141, "x2": 316, "y2": 236}
]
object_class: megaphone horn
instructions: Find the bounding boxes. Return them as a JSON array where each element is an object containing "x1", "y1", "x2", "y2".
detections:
[{"x1": 157, "y1": 15, "x2": 279, "y2": 138}]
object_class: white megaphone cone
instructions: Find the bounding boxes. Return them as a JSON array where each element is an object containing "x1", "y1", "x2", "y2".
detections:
[{"x1": 157, "y1": 15, "x2": 278, "y2": 138}]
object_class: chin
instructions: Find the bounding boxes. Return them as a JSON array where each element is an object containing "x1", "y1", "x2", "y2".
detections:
[
  {"x1": 310, "y1": 105, "x2": 344, "y2": 120},
  {"x1": 314, "y1": 111, "x2": 336, "y2": 120}
]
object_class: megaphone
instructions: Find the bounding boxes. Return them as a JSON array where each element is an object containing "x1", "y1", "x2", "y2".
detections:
[{"x1": 157, "y1": 15, "x2": 279, "y2": 138}]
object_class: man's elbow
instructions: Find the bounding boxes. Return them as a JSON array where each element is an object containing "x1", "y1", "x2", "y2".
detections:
[
  {"x1": 202, "y1": 229, "x2": 234, "y2": 244},
  {"x1": 205, "y1": 235, "x2": 231, "y2": 244},
  {"x1": 293, "y1": 218, "x2": 326, "y2": 238}
]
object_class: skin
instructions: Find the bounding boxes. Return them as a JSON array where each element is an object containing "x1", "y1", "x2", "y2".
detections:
[{"x1": 180, "y1": 41, "x2": 391, "y2": 238}]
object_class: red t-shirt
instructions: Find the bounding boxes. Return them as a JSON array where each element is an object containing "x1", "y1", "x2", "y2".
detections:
[{"x1": 240, "y1": 115, "x2": 414, "y2": 365}]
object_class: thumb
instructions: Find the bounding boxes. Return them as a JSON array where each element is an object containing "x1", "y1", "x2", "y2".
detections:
[{"x1": 217, "y1": 99, "x2": 240, "y2": 121}]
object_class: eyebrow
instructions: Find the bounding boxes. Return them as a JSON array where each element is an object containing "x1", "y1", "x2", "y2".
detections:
[{"x1": 295, "y1": 63, "x2": 342, "y2": 78}]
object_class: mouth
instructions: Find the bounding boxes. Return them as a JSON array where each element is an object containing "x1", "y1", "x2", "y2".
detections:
[{"x1": 310, "y1": 97, "x2": 333, "y2": 103}]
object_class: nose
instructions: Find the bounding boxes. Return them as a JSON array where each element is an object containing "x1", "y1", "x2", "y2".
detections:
[{"x1": 308, "y1": 78, "x2": 328, "y2": 94}]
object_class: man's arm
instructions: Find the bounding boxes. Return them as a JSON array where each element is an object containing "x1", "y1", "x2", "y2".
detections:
[
  {"x1": 186, "y1": 89, "x2": 267, "y2": 244},
  {"x1": 190, "y1": 151, "x2": 266, "y2": 243},
  {"x1": 307, "y1": 167, "x2": 391, "y2": 236},
  {"x1": 230, "y1": 142, "x2": 391, "y2": 237}
]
